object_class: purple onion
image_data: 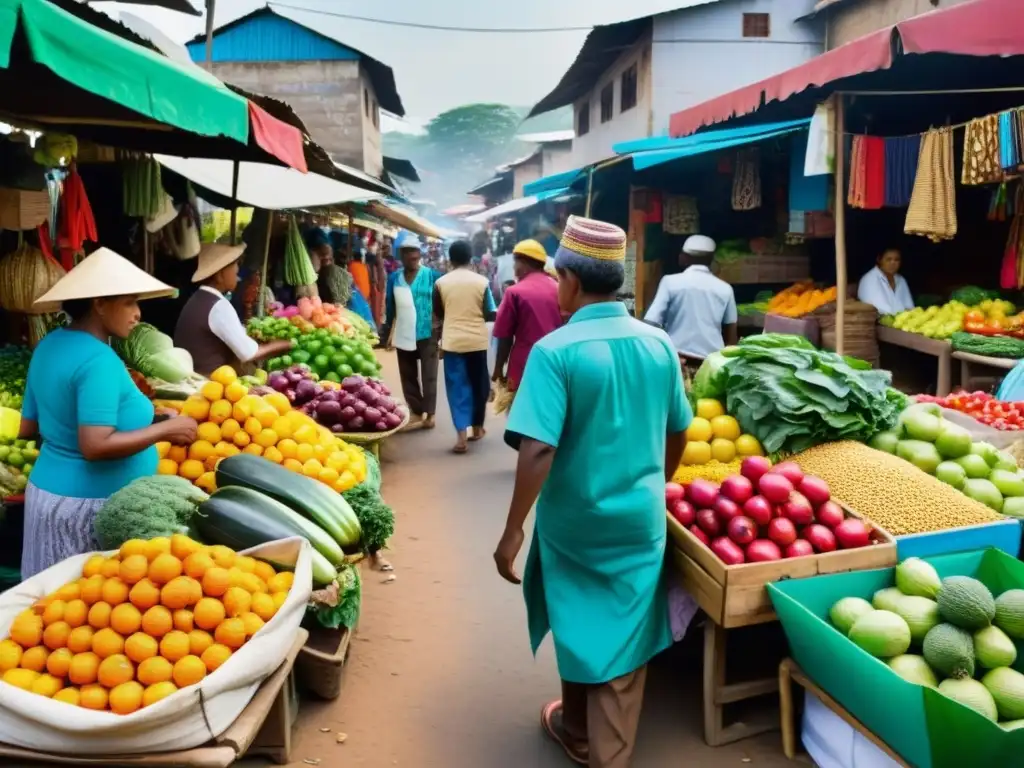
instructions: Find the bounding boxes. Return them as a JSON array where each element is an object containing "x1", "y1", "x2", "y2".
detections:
[
  {"x1": 268, "y1": 373, "x2": 289, "y2": 392},
  {"x1": 349, "y1": 416, "x2": 365, "y2": 431}
]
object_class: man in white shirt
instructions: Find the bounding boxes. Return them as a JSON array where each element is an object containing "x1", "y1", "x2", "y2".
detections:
[{"x1": 644, "y1": 235, "x2": 738, "y2": 365}]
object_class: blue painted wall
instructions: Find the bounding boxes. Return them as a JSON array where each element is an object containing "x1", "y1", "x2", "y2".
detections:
[{"x1": 185, "y1": 13, "x2": 360, "y2": 64}]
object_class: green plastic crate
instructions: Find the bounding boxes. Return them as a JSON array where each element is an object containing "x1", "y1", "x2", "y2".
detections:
[{"x1": 768, "y1": 548, "x2": 1024, "y2": 768}]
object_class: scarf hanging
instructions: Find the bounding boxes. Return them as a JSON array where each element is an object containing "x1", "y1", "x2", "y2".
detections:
[
  {"x1": 57, "y1": 163, "x2": 97, "y2": 271},
  {"x1": 884, "y1": 136, "x2": 920, "y2": 208},
  {"x1": 962, "y1": 114, "x2": 1003, "y2": 186},
  {"x1": 905, "y1": 128, "x2": 957, "y2": 243},
  {"x1": 731, "y1": 148, "x2": 761, "y2": 211},
  {"x1": 848, "y1": 136, "x2": 866, "y2": 208}
]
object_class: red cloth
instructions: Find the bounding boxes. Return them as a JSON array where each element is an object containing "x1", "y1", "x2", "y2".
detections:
[
  {"x1": 644, "y1": 191, "x2": 662, "y2": 224},
  {"x1": 863, "y1": 136, "x2": 886, "y2": 210},
  {"x1": 249, "y1": 102, "x2": 307, "y2": 173},
  {"x1": 57, "y1": 165, "x2": 97, "y2": 271},
  {"x1": 491, "y1": 272, "x2": 563, "y2": 388}
]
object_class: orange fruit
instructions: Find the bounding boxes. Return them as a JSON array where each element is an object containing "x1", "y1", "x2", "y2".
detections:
[
  {"x1": 144, "y1": 538, "x2": 172, "y2": 561},
  {"x1": 110, "y1": 604, "x2": 142, "y2": 636},
  {"x1": 208, "y1": 400, "x2": 232, "y2": 425},
  {"x1": 100, "y1": 577, "x2": 129, "y2": 606},
  {"x1": 232, "y1": 430, "x2": 251, "y2": 448},
  {"x1": 42, "y1": 599, "x2": 66, "y2": 626},
  {"x1": 253, "y1": 561, "x2": 277, "y2": 584},
  {"x1": 137, "y1": 656, "x2": 173, "y2": 686},
  {"x1": 97, "y1": 654, "x2": 134, "y2": 688},
  {"x1": 0, "y1": 639, "x2": 22, "y2": 672},
  {"x1": 188, "y1": 630, "x2": 214, "y2": 657},
  {"x1": 100, "y1": 558, "x2": 122, "y2": 579},
  {"x1": 214, "y1": 618, "x2": 247, "y2": 650},
  {"x1": 233, "y1": 556, "x2": 256, "y2": 574},
  {"x1": 54, "y1": 582, "x2": 82, "y2": 602},
  {"x1": 157, "y1": 459, "x2": 179, "y2": 476},
  {"x1": 168, "y1": 445, "x2": 188, "y2": 464},
  {"x1": 242, "y1": 444, "x2": 263, "y2": 457},
  {"x1": 200, "y1": 643, "x2": 232, "y2": 673},
  {"x1": 10, "y1": 612, "x2": 43, "y2": 648},
  {"x1": 46, "y1": 647, "x2": 73, "y2": 678},
  {"x1": 202, "y1": 567, "x2": 230, "y2": 597},
  {"x1": 31, "y1": 673, "x2": 64, "y2": 697},
  {"x1": 149, "y1": 554, "x2": 183, "y2": 585},
  {"x1": 188, "y1": 440, "x2": 216, "y2": 462},
  {"x1": 129, "y1": 579, "x2": 162, "y2": 611},
  {"x1": 271, "y1": 592, "x2": 288, "y2": 612},
  {"x1": 222, "y1": 588, "x2": 251, "y2": 619},
  {"x1": 92, "y1": 628, "x2": 125, "y2": 659},
  {"x1": 79, "y1": 684, "x2": 109, "y2": 711},
  {"x1": 42, "y1": 621, "x2": 71, "y2": 651},
  {"x1": 80, "y1": 575, "x2": 106, "y2": 605},
  {"x1": 156, "y1": 441, "x2": 171, "y2": 459},
  {"x1": 172, "y1": 655, "x2": 207, "y2": 688},
  {"x1": 67, "y1": 626, "x2": 95, "y2": 654},
  {"x1": 63, "y1": 599, "x2": 88, "y2": 629},
  {"x1": 239, "y1": 573, "x2": 268, "y2": 594},
  {"x1": 141, "y1": 606, "x2": 173, "y2": 638},
  {"x1": 125, "y1": 633, "x2": 158, "y2": 664},
  {"x1": 119, "y1": 555, "x2": 150, "y2": 585},
  {"x1": 142, "y1": 681, "x2": 178, "y2": 708},
  {"x1": 53, "y1": 687, "x2": 81, "y2": 706},
  {"x1": 184, "y1": 551, "x2": 215, "y2": 581},
  {"x1": 178, "y1": 459, "x2": 205, "y2": 481},
  {"x1": 211, "y1": 366, "x2": 239, "y2": 387},
  {"x1": 120, "y1": 538, "x2": 148, "y2": 558},
  {"x1": 181, "y1": 396, "x2": 210, "y2": 422},
  {"x1": 159, "y1": 631, "x2": 191, "y2": 663},
  {"x1": 208, "y1": 546, "x2": 236, "y2": 568},
  {"x1": 220, "y1": 418, "x2": 241, "y2": 441},
  {"x1": 87, "y1": 601, "x2": 112, "y2": 630},
  {"x1": 196, "y1": 471, "x2": 217, "y2": 492},
  {"x1": 82, "y1": 555, "x2": 106, "y2": 578},
  {"x1": 162, "y1": 576, "x2": 201, "y2": 610},
  {"x1": 68, "y1": 652, "x2": 100, "y2": 685},
  {"x1": 171, "y1": 534, "x2": 203, "y2": 561},
  {"x1": 20, "y1": 646, "x2": 49, "y2": 672},
  {"x1": 267, "y1": 572, "x2": 294, "y2": 593},
  {"x1": 173, "y1": 609, "x2": 194, "y2": 633},
  {"x1": 224, "y1": 380, "x2": 248, "y2": 404},
  {"x1": 200, "y1": 380, "x2": 224, "y2": 403},
  {"x1": 239, "y1": 612, "x2": 265, "y2": 638},
  {"x1": 109, "y1": 680, "x2": 144, "y2": 715},
  {"x1": 193, "y1": 598, "x2": 226, "y2": 631},
  {"x1": 2, "y1": 668, "x2": 39, "y2": 690}
]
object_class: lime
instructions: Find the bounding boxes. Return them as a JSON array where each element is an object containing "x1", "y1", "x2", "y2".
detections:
[
  {"x1": 358, "y1": 360, "x2": 377, "y2": 377},
  {"x1": 8, "y1": 451, "x2": 23, "y2": 467},
  {"x1": 337, "y1": 364, "x2": 354, "y2": 379},
  {"x1": 324, "y1": 372, "x2": 341, "y2": 383},
  {"x1": 292, "y1": 350, "x2": 311, "y2": 364},
  {"x1": 321, "y1": 346, "x2": 336, "y2": 359},
  {"x1": 340, "y1": 344, "x2": 355, "y2": 357},
  {"x1": 305, "y1": 340, "x2": 323, "y2": 354},
  {"x1": 313, "y1": 354, "x2": 330, "y2": 371},
  {"x1": 280, "y1": 355, "x2": 293, "y2": 367},
  {"x1": 330, "y1": 353, "x2": 347, "y2": 370},
  {"x1": 0, "y1": 446, "x2": 11, "y2": 461}
]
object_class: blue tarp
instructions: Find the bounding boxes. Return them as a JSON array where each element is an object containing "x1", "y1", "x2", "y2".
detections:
[
  {"x1": 522, "y1": 167, "x2": 586, "y2": 197},
  {"x1": 612, "y1": 118, "x2": 811, "y2": 156}
]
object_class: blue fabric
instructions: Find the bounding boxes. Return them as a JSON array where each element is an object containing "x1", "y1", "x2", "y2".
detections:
[
  {"x1": 884, "y1": 136, "x2": 920, "y2": 207},
  {"x1": 1000, "y1": 111, "x2": 1019, "y2": 170},
  {"x1": 384, "y1": 267, "x2": 441, "y2": 342},
  {"x1": 346, "y1": 289, "x2": 376, "y2": 331},
  {"x1": 614, "y1": 118, "x2": 811, "y2": 155},
  {"x1": 23, "y1": 329, "x2": 157, "y2": 499},
  {"x1": 523, "y1": 167, "x2": 586, "y2": 197},
  {"x1": 444, "y1": 353, "x2": 474, "y2": 431},
  {"x1": 789, "y1": 132, "x2": 830, "y2": 213},
  {"x1": 997, "y1": 361, "x2": 1024, "y2": 402},
  {"x1": 304, "y1": 226, "x2": 329, "y2": 251}
]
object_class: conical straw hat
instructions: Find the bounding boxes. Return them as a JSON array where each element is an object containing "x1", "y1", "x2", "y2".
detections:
[{"x1": 34, "y1": 247, "x2": 176, "y2": 305}]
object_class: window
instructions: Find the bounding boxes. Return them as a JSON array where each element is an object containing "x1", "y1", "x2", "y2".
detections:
[
  {"x1": 577, "y1": 100, "x2": 590, "y2": 136},
  {"x1": 742, "y1": 13, "x2": 770, "y2": 38},
  {"x1": 364, "y1": 89, "x2": 370, "y2": 117},
  {"x1": 372, "y1": 99, "x2": 379, "y2": 128},
  {"x1": 600, "y1": 83, "x2": 614, "y2": 123},
  {"x1": 620, "y1": 63, "x2": 638, "y2": 112}
]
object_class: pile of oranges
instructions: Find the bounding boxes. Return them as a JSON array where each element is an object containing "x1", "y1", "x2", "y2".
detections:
[
  {"x1": 157, "y1": 365, "x2": 366, "y2": 494},
  {"x1": 0, "y1": 535, "x2": 294, "y2": 714}
]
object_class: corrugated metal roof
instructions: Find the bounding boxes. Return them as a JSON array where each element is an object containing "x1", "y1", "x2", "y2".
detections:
[{"x1": 516, "y1": 130, "x2": 575, "y2": 144}]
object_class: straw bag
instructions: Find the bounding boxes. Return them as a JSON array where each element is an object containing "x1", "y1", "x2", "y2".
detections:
[
  {"x1": 816, "y1": 301, "x2": 879, "y2": 366},
  {"x1": 0, "y1": 241, "x2": 66, "y2": 314}
]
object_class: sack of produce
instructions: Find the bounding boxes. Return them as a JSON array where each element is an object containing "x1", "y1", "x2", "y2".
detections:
[{"x1": 0, "y1": 537, "x2": 312, "y2": 756}]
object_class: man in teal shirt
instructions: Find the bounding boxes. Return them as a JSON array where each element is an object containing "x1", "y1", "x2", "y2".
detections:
[{"x1": 495, "y1": 216, "x2": 690, "y2": 767}]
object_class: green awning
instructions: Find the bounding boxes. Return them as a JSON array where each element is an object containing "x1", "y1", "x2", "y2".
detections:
[{"x1": 0, "y1": 0, "x2": 248, "y2": 142}]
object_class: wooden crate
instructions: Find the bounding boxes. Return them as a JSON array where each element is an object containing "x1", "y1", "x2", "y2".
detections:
[
  {"x1": 668, "y1": 506, "x2": 896, "y2": 629},
  {"x1": 296, "y1": 624, "x2": 354, "y2": 700}
]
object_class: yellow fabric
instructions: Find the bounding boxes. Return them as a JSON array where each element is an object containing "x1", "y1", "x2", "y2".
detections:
[
  {"x1": 437, "y1": 269, "x2": 490, "y2": 354},
  {"x1": 513, "y1": 239, "x2": 548, "y2": 265},
  {"x1": 905, "y1": 128, "x2": 957, "y2": 243}
]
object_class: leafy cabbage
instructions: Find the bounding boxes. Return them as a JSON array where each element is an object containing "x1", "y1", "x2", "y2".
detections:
[
  {"x1": 113, "y1": 323, "x2": 194, "y2": 383},
  {"x1": 692, "y1": 350, "x2": 732, "y2": 400}
]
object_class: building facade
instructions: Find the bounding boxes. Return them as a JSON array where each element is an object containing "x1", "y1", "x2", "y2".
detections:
[{"x1": 809, "y1": 0, "x2": 974, "y2": 49}]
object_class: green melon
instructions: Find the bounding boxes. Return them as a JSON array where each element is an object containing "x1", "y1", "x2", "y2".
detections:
[
  {"x1": 872, "y1": 587, "x2": 906, "y2": 612},
  {"x1": 982, "y1": 667, "x2": 1024, "y2": 721},
  {"x1": 829, "y1": 597, "x2": 874, "y2": 636},
  {"x1": 974, "y1": 625, "x2": 1018, "y2": 669},
  {"x1": 849, "y1": 610, "x2": 912, "y2": 659},
  {"x1": 887, "y1": 654, "x2": 938, "y2": 687},
  {"x1": 891, "y1": 596, "x2": 941, "y2": 644},
  {"x1": 937, "y1": 576, "x2": 995, "y2": 630},
  {"x1": 995, "y1": 589, "x2": 1024, "y2": 640},
  {"x1": 923, "y1": 623, "x2": 975, "y2": 679},
  {"x1": 1000, "y1": 719, "x2": 1024, "y2": 731},
  {"x1": 939, "y1": 678, "x2": 998, "y2": 721}
]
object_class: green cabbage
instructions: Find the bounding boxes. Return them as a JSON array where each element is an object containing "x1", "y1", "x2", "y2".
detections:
[
  {"x1": 691, "y1": 351, "x2": 731, "y2": 400},
  {"x1": 113, "y1": 323, "x2": 194, "y2": 383}
]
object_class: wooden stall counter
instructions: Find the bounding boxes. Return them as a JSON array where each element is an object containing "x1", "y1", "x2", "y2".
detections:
[
  {"x1": 876, "y1": 326, "x2": 952, "y2": 396},
  {"x1": 952, "y1": 350, "x2": 1017, "y2": 392}
]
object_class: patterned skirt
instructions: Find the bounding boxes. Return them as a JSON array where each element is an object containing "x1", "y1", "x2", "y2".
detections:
[{"x1": 22, "y1": 483, "x2": 106, "y2": 580}]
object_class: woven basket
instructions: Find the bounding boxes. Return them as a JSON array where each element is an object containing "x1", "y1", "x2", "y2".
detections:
[
  {"x1": 817, "y1": 301, "x2": 880, "y2": 365},
  {"x1": 341, "y1": 410, "x2": 410, "y2": 444},
  {"x1": 0, "y1": 188, "x2": 49, "y2": 231},
  {"x1": 0, "y1": 243, "x2": 66, "y2": 314}
]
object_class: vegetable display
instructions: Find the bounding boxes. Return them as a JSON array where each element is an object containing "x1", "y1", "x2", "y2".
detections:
[
  {"x1": 950, "y1": 332, "x2": 1024, "y2": 359},
  {"x1": 680, "y1": 398, "x2": 763, "y2": 466},
  {"x1": 767, "y1": 283, "x2": 837, "y2": 318},
  {"x1": 265, "y1": 297, "x2": 375, "y2": 343},
  {"x1": 0, "y1": 436, "x2": 38, "y2": 483},
  {"x1": 283, "y1": 215, "x2": 316, "y2": 288},
  {"x1": 881, "y1": 299, "x2": 1018, "y2": 340},
  {"x1": 267, "y1": 367, "x2": 406, "y2": 434},
  {"x1": 248, "y1": 320, "x2": 382, "y2": 382},
  {"x1": 0, "y1": 345, "x2": 30, "y2": 409},
  {"x1": 916, "y1": 391, "x2": 1024, "y2": 432},
  {"x1": 692, "y1": 334, "x2": 906, "y2": 454},
  {"x1": 341, "y1": 451, "x2": 394, "y2": 554},
  {"x1": 111, "y1": 323, "x2": 198, "y2": 386},
  {"x1": 94, "y1": 476, "x2": 208, "y2": 550}
]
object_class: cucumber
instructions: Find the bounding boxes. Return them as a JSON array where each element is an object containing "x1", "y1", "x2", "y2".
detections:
[
  {"x1": 195, "y1": 486, "x2": 339, "y2": 585},
  {"x1": 216, "y1": 454, "x2": 362, "y2": 548}
]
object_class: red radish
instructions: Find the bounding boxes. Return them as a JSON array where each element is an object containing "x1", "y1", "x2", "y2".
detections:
[
  {"x1": 713, "y1": 497, "x2": 741, "y2": 523},
  {"x1": 816, "y1": 500, "x2": 845, "y2": 529},
  {"x1": 665, "y1": 482, "x2": 685, "y2": 505},
  {"x1": 772, "y1": 461, "x2": 805, "y2": 486},
  {"x1": 670, "y1": 500, "x2": 696, "y2": 527},
  {"x1": 743, "y1": 495, "x2": 773, "y2": 526},
  {"x1": 746, "y1": 539, "x2": 783, "y2": 562},
  {"x1": 727, "y1": 516, "x2": 757, "y2": 546},
  {"x1": 782, "y1": 492, "x2": 815, "y2": 526},
  {"x1": 834, "y1": 518, "x2": 871, "y2": 549},
  {"x1": 696, "y1": 508, "x2": 721, "y2": 537},
  {"x1": 689, "y1": 525, "x2": 711, "y2": 546},
  {"x1": 720, "y1": 475, "x2": 754, "y2": 506},
  {"x1": 767, "y1": 517, "x2": 798, "y2": 548},
  {"x1": 741, "y1": 455, "x2": 772, "y2": 485},
  {"x1": 688, "y1": 479, "x2": 719, "y2": 509},
  {"x1": 785, "y1": 540, "x2": 815, "y2": 558},
  {"x1": 804, "y1": 524, "x2": 837, "y2": 553},
  {"x1": 711, "y1": 537, "x2": 746, "y2": 565},
  {"x1": 759, "y1": 473, "x2": 793, "y2": 504},
  {"x1": 798, "y1": 475, "x2": 831, "y2": 507}
]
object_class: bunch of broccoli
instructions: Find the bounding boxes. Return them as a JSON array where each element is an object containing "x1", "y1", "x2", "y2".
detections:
[{"x1": 94, "y1": 475, "x2": 209, "y2": 549}]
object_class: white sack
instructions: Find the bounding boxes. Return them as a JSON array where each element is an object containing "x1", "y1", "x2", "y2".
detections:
[{"x1": 0, "y1": 537, "x2": 312, "y2": 755}]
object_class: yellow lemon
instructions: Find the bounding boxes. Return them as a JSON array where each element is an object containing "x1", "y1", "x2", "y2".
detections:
[
  {"x1": 155, "y1": 442, "x2": 171, "y2": 459},
  {"x1": 295, "y1": 443, "x2": 315, "y2": 463},
  {"x1": 326, "y1": 451, "x2": 349, "y2": 471},
  {"x1": 271, "y1": 417, "x2": 294, "y2": 441},
  {"x1": 302, "y1": 459, "x2": 323, "y2": 479},
  {"x1": 243, "y1": 444, "x2": 264, "y2": 456},
  {"x1": 264, "y1": 392, "x2": 291, "y2": 416},
  {"x1": 283, "y1": 458, "x2": 304, "y2": 473},
  {"x1": 207, "y1": 400, "x2": 232, "y2": 425},
  {"x1": 196, "y1": 472, "x2": 217, "y2": 493},
  {"x1": 157, "y1": 459, "x2": 179, "y2": 476},
  {"x1": 179, "y1": 459, "x2": 205, "y2": 481},
  {"x1": 224, "y1": 380, "x2": 249, "y2": 404},
  {"x1": 277, "y1": 438, "x2": 298, "y2": 459},
  {"x1": 210, "y1": 366, "x2": 238, "y2": 387},
  {"x1": 263, "y1": 446, "x2": 284, "y2": 464},
  {"x1": 181, "y1": 396, "x2": 210, "y2": 422},
  {"x1": 734, "y1": 434, "x2": 764, "y2": 456},
  {"x1": 200, "y1": 381, "x2": 225, "y2": 402},
  {"x1": 188, "y1": 440, "x2": 216, "y2": 462},
  {"x1": 710, "y1": 415, "x2": 741, "y2": 441},
  {"x1": 232, "y1": 430, "x2": 251, "y2": 448},
  {"x1": 695, "y1": 398, "x2": 725, "y2": 420},
  {"x1": 685, "y1": 417, "x2": 713, "y2": 443},
  {"x1": 244, "y1": 417, "x2": 263, "y2": 438},
  {"x1": 254, "y1": 405, "x2": 278, "y2": 429},
  {"x1": 220, "y1": 419, "x2": 241, "y2": 441},
  {"x1": 293, "y1": 424, "x2": 318, "y2": 445},
  {"x1": 681, "y1": 441, "x2": 712, "y2": 466},
  {"x1": 254, "y1": 429, "x2": 278, "y2": 448},
  {"x1": 710, "y1": 438, "x2": 737, "y2": 463}
]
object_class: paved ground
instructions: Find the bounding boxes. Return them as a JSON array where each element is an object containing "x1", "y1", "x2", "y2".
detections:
[{"x1": 268, "y1": 353, "x2": 799, "y2": 767}]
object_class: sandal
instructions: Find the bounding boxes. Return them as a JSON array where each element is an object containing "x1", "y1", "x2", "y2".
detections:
[
  {"x1": 452, "y1": 442, "x2": 468, "y2": 454},
  {"x1": 541, "y1": 700, "x2": 588, "y2": 765}
]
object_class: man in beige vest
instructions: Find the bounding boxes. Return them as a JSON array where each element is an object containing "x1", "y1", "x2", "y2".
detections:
[{"x1": 433, "y1": 240, "x2": 497, "y2": 453}]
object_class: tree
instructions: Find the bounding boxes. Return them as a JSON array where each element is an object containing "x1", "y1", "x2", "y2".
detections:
[{"x1": 426, "y1": 104, "x2": 522, "y2": 155}]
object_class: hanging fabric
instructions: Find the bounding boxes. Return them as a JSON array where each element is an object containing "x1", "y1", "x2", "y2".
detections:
[
  {"x1": 663, "y1": 195, "x2": 699, "y2": 234},
  {"x1": 862, "y1": 136, "x2": 886, "y2": 209},
  {"x1": 790, "y1": 132, "x2": 829, "y2": 212},
  {"x1": 905, "y1": 128, "x2": 957, "y2": 243},
  {"x1": 884, "y1": 136, "x2": 920, "y2": 208},
  {"x1": 804, "y1": 100, "x2": 835, "y2": 176},
  {"x1": 962, "y1": 114, "x2": 1003, "y2": 186},
  {"x1": 57, "y1": 163, "x2": 97, "y2": 271},
  {"x1": 848, "y1": 136, "x2": 866, "y2": 208},
  {"x1": 731, "y1": 148, "x2": 761, "y2": 211},
  {"x1": 999, "y1": 111, "x2": 1019, "y2": 171}
]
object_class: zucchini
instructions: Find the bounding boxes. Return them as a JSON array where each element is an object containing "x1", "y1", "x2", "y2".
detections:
[
  {"x1": 195, "y1": 486, "x2": 339, "y2": 585},
  {"x1": 216, "y1": 454, "x2": 362, "y2": 548}
]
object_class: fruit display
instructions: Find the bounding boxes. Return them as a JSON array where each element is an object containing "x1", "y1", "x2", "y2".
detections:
[
  {"x1": 266, "y1": 296, "x2": 375, "y2": 341},
  {"x1": 247, "y1": 319, "x2": 381, "y2": 382},
  {"x1": 672, "y1": 459, "x2": 743, "y2": 485},
  {"x1": 0, "y1": 344, "x2": 29, "y2": 409},
  {"x1": 680, "y1": 398, "x2": 763, "y2": 466},
  {"x1": 767, "y1": 282, "x2": 837, "y2": 318},
  {"x1": 160, "y1": 365, "x2": 367, "y2": 494},
  {"x1": 917, "y1": 391, "x2": 1024, "y2": 431},
  {"x1": 870, "y1": 402, "x2": 1024, "y2": 513},
  {"x1": 0, "y1": 436, "x2": 37, "y2": 483},
  {"x1": 881, "y1": 299, "x2": 1017, "y2": 340},
  {"x1": 0, "y1": 534, "x2": 296, "y2": 713},
  {"x1": 792, "y1": 440, "x2": 1004, "y2": 536},
  {"x1": 666, "y1": 456, "x2": 879, "y2": 564},
  {"x1": 827, "y1": 559, "x2": 1024, "y2": 728},
  {"x1": 266, "y1": 366, "x2": 406, "y2": 434}
]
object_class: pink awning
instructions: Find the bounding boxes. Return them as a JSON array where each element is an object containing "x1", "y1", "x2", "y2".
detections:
[
  {"x1": 669, "y1": 0, "x2": 1024, "y2": 137},
  {"x1": 249, "y1": 102, "x2": 307, "y2": 173}
]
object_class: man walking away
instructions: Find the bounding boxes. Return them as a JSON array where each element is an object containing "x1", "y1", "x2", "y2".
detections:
[
  {"x1": 494, "y1": 216, "x2": 691, "y2": 767},
  {"x1": 644, "y1": 235, "x2": 738, "y2": 377}
]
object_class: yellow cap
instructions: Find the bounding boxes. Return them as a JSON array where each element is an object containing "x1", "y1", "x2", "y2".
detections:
[{"x1": 512, "y1": 239, "x2": 548, "y2": 265}]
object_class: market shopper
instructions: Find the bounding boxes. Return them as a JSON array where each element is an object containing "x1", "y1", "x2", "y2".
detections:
[
  {"x1": 382, "y1": 231, "x2": 442, "y2": 430},
  {"x1": 858, "y1": 246, "x2": 915, "y2": 315},
  {"x1": 494, "y1": 216, "x2": 689, "y2": 767},
  {"x1": 644, "y1": 234, "x2": 738, "y2": 376},
  {"x1": 174, "y1": 243, "x2": 294, "y2": 377},
  {"x1": 434, "y1": 239, "x2": 497, "y2": 453},
  {"x1": 19, "y1": 248, "x2": 200, "y2": 578}
]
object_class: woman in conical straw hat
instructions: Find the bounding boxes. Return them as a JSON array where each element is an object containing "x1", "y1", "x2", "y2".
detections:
[{"x1": 19, "y1": 248, "x2": 199, "y2": 578}]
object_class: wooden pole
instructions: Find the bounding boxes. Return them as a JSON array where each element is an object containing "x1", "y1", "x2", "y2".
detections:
[
  {"x1": 204, "y1": 0, "x2": 215, "y2": 69},
  {"x1": 257, "y1": 209, "x2": 272, "y2": 317},
  {"x1": 834, "y1": 94, "x2": 847, "y2": 356},
  {"x1": 228, "y1": 159, "x2": 239, "y2": 245}
]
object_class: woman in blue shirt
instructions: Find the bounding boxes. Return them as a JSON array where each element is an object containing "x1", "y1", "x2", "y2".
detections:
[{"x1": 20, "y1": 248, "x2": 198, "y2": 578}]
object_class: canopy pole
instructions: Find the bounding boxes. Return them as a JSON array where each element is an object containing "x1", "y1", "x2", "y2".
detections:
[
  {"x1": 204, "y1": 0, "x2": 215, "y2": 69},
  {"x1": 584, "y1": 168, "x2": 594, "y2": 217},
  {"x1": 228, "y1": 159, "x2": 239, "y2": 245},
  {"x1": 834, "y1": 94, "x2": 847, "y2": 356},
  {"x1": 257, "y1": 209, "x2": 272, "y2": 317},
  {"x1": 347, "y1": 207, "x2": 354, "y2": 261}
]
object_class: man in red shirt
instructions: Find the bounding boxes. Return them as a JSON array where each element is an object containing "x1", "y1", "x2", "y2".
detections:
[{"x1": 492, "y1": 240, "x2": 563, "y2": 419}]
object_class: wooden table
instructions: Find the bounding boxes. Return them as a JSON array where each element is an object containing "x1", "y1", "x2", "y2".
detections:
[
  {"x1": 952, "y1": 350, "x2": 1017, "y2": 392},
  {"x1": 876, "y1": 326, "x2": 952, "y2": 396},
  {"x1": 778, "y1": 658, "x2": 909, "y2": 766}
]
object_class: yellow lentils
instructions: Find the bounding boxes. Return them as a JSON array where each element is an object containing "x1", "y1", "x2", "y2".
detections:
[
  {"x1": 792, "y1": 441, "x2": 1003, "y2": 536},
  {"x1": 673, "y1": 460, "x2": 744, "y2": 485}
]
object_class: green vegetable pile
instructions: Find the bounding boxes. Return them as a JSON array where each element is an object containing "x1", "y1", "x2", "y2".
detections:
[
  {"x1": 0, "y1": 437, "x2": 38, "y2": 483},
  {"x1": 284, "y1": 215, "x2": 316, "y2": 287},
  {"x1": 693, "y1": 334, "x2": 906, "y2": 454},
  {"x1": 112, "y1": 323, "x2": 199, "y2": 385},
  {"x1": 951, "y1": 285, "x2": 1002, "y2": 306},
  {"x1": 248, "y1": 321, "x2": 382, "y2": 382},
  {"x1": 94, "y1": 475, "x2": 209, "y2": 549},
  {"x1": 342, "y1": 451, "x2": 394, "y2": 554},
  {"x1": 0, "y1": 345, "x2": 30, "y2": 409},
  {"x1": 951, "y1": 332, "x2": 1024, "y2": 359},
  {"x1": 309, "y1": 563, "x2": 361, "y2": 630}
]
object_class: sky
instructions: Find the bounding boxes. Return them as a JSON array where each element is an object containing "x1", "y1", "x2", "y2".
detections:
[{"x1": 94, "y1": 0, "x2": 710, "y2": 132}]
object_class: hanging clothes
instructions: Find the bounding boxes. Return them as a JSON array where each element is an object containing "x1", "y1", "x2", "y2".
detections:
[
  {"x1": 884, "y1": 136, "x2": 921, "y2": 208},
  {"x1": 804, "y1": 100, "x2": 836, "y2": 177},
  {"x1": 57, "y1": 164, "x2": 97, "y2": 271},
  {"x1": 905, "y1": 128, "x2": 957, "y2": 243},
  {"x1": 848, "y1": 136, "x2": 866, "y2": 208},
  {"x1": 962, "y1": 114, "x2": 1003, "y2": 186},
  {"x1": 863, "y1": 136, "x2": 886, "y2": 209},
  {"x1": 732, "y1": 148, "x2": 761, "y2": 211},
  {"x1": 790, "y1": 132, "x2": 829, "y2": 212},
  {"x1": 1000, "y1": 111, "x2": 1020, "y2": 171},
  {"x1": 662, "y1": 195, "x2": 699, "y2": 234}
]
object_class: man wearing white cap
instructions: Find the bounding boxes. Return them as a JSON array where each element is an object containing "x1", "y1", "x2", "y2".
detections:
[
  {"x1": 644, "y1": 235, "x2": 738, "y2": 372},
  {"x1": 174, "y1": 243, "x2": 294, "y2": 377}
]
